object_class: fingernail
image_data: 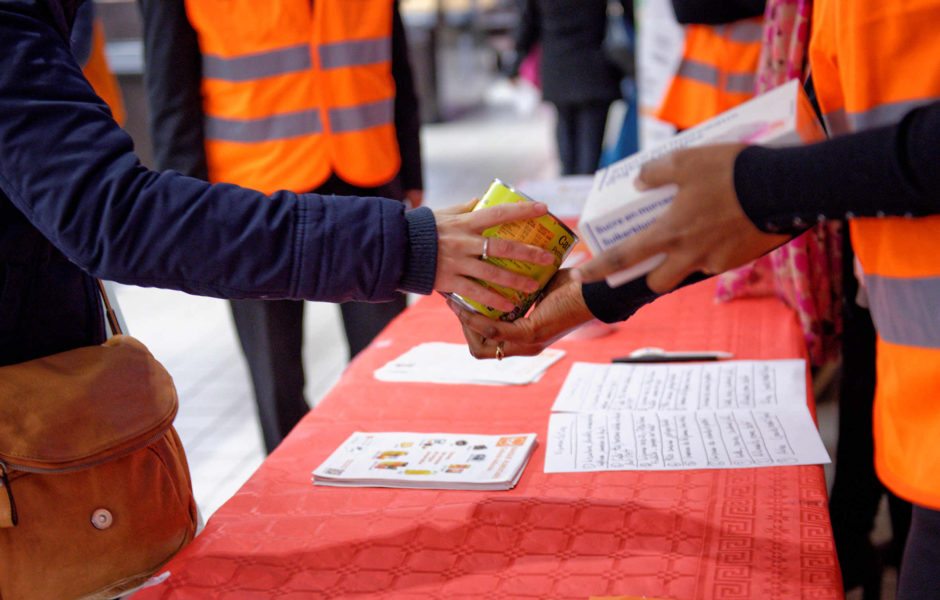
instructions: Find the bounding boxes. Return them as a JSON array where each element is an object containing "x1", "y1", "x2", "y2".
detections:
[
  {"x1": 634, "y1": 176, "x2": 651, "y2": 191},
  {"x1": 541, "y1": 251, "x2": 555, "y2": 264},
  {"x1": 570, "y1": 269, "x2": 584, "y2": 282}
]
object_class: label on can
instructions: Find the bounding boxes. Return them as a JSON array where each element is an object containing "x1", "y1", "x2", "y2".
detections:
[{"x1": 449, "y1": 179, "x2": 579, "y2": 321}]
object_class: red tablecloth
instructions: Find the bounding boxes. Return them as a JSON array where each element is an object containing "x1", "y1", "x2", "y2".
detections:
[{"x1": 134, "y1": 280, "x2": 842, "y2": 600}]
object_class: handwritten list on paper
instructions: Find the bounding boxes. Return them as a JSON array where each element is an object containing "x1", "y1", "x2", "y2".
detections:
[{"x1": 544, "y1": 360, "x2": 831, "y2": 473}]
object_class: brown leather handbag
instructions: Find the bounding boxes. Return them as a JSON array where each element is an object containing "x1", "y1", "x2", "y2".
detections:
[{"x1": 0, "y1": 286, "x2": 197, "y2": 600}]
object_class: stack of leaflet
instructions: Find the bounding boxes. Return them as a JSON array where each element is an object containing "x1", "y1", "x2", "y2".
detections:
[{"x1": 313, "y1": 431, "x2": 538, "y2": 491}]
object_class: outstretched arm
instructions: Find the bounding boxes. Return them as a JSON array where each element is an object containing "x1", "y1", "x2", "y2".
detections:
[
  {"x1": 573, "y1": 143, "x2": 790, "y2": 293},
  {"x1": 574, "y1": 101, "x2": 940, "y2": 290}
]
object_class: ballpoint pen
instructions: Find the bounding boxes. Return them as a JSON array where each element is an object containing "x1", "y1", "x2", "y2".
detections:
[{"x1": 611, "y1": 347, "x2": 734, "y2": 363}]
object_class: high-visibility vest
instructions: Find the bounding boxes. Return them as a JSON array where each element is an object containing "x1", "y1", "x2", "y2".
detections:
[
  {"x1": 811, "y1": 0, "x2": 940, "y2": 509},
  {"x1": 183, "y1": 0, "x2": 401, "y2": 194},
  {"x1": 657, "y1": 18, "x2": 763, "y2": 130}
]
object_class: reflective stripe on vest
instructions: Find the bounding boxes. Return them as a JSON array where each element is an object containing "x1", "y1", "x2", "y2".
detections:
[
  {"x1": 823, "y1": 97, "x2": 938, "y2": 136},
  {"x1": 183, "y1": 0, "x2": 400, "y2": 194},
  {"x1": 201, "y1": 38, "x2": 393, "y2": 82},
  {"x1": 712, "y1": 20, "x2": 764, "y2": 43},
  {"x1": 330, "y1": 98, "x2": 394, "y2": 133},
  {"x1": 320, "y1": 38, "x2": 391, "y2": 69},
  {"x1": 865, "y1": 274, "x2": 940, "y2": 349},
  {"x1": 201, "y1": 97, "x2": 395, "y2": 143},
  {"x1": 205, "y1": 109, "x2": 323, "y2": 143},
  {"x1": 201, "y1": 45, "x2": 312, "y2": 82},
  {"x1": 811, "y1": 0, "x2": 940, "y2": 509},
  {"x1": 657, "y1": 19, "x2": 763, "y2": 130},
  {"x1": 673, "y1": 60, "x2": 756, "y2": 94}
]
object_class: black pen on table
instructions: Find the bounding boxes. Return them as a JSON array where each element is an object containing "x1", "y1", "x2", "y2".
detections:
[{"x1": 611, "y1": 348, "x2": 734, "y2": 363}]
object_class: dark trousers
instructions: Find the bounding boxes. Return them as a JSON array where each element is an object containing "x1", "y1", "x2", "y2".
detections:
[
  {"x1": 829, "y1": 230, "x2": 910, "y2": 596},
  {"x1": 231, "y1": 295, "x2": 407, "y2": 454},
  {"x1": 898, "y1": 504, "x2": 940, "y2": 599},
  {"x1": 554, "y1": 100, "x2": 612, "y2": 175},
  {"x1": 230, "y1": 298, "x2": 307, "y2": 454},
  {"x1": 231, "y1": 175, "x2": 409, "y2": 454},
  {"x1": 339, "y1": 294, "x2": 408, "y2": 359}
]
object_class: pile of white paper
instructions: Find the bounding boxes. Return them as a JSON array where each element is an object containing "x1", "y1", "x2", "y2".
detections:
[
  {"x1": 544, "y1": 359, "x2": 831, "y2": 473},
  {"x1": 313, "y1": 431, "x2": 538, "y2": 491},
  {"x1": 374, "y1": 342, "x2": 565, "y2": 385}
]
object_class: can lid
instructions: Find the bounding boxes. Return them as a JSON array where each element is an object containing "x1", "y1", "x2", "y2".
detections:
[
  {"x1": 491, "y1": 178, "x2": 536, "y2": 203},
  {"x1": 488, "y1": 178, "x2": 579, "y2": 243}
]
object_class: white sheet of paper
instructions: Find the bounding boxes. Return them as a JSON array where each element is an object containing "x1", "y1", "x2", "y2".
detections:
[
  {"x1": 515, "y1": 175, "x2": 594, "y2": 218},
  {"x1": 551, "y1": 360, "x2": 808, "y2": 412},
  {"x1": 544, "y1": 360, "x2": 830, "y2": 472},
  {"x1": 374, "y1": 342, "x2": 565, "y2": 385}
]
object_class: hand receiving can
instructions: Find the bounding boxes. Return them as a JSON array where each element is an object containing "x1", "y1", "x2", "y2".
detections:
[{"x1": 449, "y1": 179, "x2": 579, "y2": 321}]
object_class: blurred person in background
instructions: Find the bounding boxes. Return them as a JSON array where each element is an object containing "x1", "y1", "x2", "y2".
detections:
[
  {"x1": 1, "y1": 0, "x2": 555, "y2": 435},
  {"x1": 71, "y1": 0, "x2": 126, "y2": 127},
  {"x1": 505, "y1": 0, "x2": 632, "y2": 175},
  {"x1": 138, "y1": 0, "x2": 426, "y2": 453},
  {"x1": 657, "y1": 0, "x2": 765, "y2": 131}
]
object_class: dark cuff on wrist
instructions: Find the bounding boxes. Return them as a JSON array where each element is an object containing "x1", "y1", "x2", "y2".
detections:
[
  {"x1": 399, "y1": 206, "x2": 437, "y2": 295},
  {"x1": 583, "y1": 273, "x2": 709, "y2": 323},
  {"x1": 582, "y1": 277, "x2": 661, "y2": 323}
]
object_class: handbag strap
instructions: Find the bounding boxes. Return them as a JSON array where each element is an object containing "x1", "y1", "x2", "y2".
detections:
[{"x1": 97, "y1": 279, "x2": 124, "y2": 336}]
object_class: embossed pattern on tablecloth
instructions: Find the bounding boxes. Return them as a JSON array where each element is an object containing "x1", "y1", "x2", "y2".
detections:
[{"x1": 133, "y1": 281, "x2": 842, "y2": 600}]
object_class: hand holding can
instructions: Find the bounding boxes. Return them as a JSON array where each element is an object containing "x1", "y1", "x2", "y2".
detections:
[
  {"x1": 432, "y1": 195, "x2": 557, "y2": 313},
  {"x1": 449, "y1": 179, "x2": 579, "y2": 321}
]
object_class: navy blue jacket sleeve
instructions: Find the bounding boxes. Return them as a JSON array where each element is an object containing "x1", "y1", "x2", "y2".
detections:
[
  {"x1": 68, "y1": 0, "x2": 92, "y2": 65},
  {"x1": 582, "y1": 101, "x2": 940, "y2": 322},
  {"x1": 0, "y1": 3, "x2": 437, "y2": 302},
  {"x1": 735, "y1": 101, "x2": 940, "y2": 235}
]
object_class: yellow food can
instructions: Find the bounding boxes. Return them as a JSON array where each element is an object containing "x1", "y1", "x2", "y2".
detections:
[{"x1": 449, "y1": 179, "x2": 579, "y2": 321}]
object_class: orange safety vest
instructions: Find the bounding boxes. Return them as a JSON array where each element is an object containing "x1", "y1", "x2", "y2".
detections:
[
  {"x1": 810, "y1": 0, "x2": 940, "y2": 509},
  {"x1": 183, "y1": 0, "x2": 401, "y2": 194},
  {"x1": 657, "y1": 18, "x2": 763, "y2": 130},
  {"x1": 81, "y1": 18, "x2": 126, "y2": 126}
]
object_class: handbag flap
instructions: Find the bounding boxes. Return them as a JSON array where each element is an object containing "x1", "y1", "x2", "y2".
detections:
[{"x1": 0, "y1": 335, "x2": 178, "y2": 471}]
